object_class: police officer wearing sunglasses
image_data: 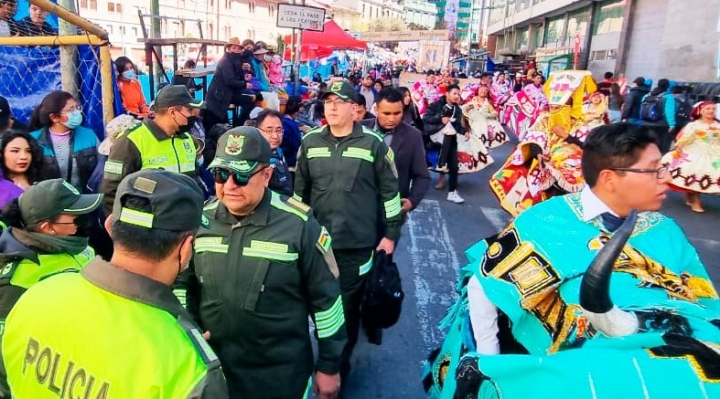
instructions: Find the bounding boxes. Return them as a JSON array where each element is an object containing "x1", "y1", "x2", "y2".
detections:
[{"x1": 175, "y1": 127, "x2": 347, "y2": 399}]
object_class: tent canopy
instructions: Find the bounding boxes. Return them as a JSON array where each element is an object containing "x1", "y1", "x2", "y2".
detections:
[{"x1": 284, "y1": 20, "x2": 367, "y2": 61}]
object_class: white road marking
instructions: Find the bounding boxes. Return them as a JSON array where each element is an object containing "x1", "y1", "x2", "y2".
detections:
[{"x1": 406, "y1": 200, "x2": 461, "y2": 351}]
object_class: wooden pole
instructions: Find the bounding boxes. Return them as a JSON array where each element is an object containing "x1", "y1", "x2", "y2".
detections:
[
  {"x1": 0, "y1": 35, "x2": 107, "y2": 46},
  {"x1": 57, "y1": 0, "x2": 79, "y2": 98},
  {"x1": 100, "y1": 46, "x2": 115, "y2": 125}
]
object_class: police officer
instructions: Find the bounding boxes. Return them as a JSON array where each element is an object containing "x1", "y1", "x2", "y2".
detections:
[
  {"x1": 101, "y1": 85, "x2": 202, "y2": 214},
  {"x1": 255, "y1": 109, "x2": 293, "y2": 196},
  {"x1": 2, "y1": 170, "x2": 228, "y2": 398},
  {"x1": 177, "y1": 127, "x2": 346, "y2": 399},
  {"x1": 293, "y1": 80, "x2": 402, "y2": 376}
]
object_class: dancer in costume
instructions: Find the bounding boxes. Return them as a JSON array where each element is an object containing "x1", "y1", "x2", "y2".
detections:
[
  {"x1": 522, "y1": 73, "x2": 549, "y2": 113},
  {"x1": 662, "y1": 101, "x2": 720, "y2": 213},
  {"x1": 423, "y1": 124, "x2": 720, "y2": 399},
  {"x1": 462, "y1": 85, "x2": 508, "y2": 149},
  {"x1": 491, "y1": 72, "x2": 512, "y2": 120},
  {"x1": 583, "y1": 91, "x2": 608, "y2": 129},
  {"x1": 412, "y1": 71, "x2": 441, "y2": 115}
]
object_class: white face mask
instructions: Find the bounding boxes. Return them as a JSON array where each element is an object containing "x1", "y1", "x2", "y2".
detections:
[{"x1": 263, "y1": 54, "x2": 272, "y2": 62}]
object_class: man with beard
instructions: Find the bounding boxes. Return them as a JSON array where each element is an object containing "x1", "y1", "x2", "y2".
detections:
[{"x1": 203, "y1": 37, "x2": 256, "y2": 130}]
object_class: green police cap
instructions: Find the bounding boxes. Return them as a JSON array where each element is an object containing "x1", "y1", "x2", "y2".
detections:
[
  {"x1": 18, "y1": 179, "x2": 103, "y2": 226},
  {"x1": 320, "y1": 80, "x2": 359, "y2": 103},
  {"x1": 113, "y1": 169, "x2": 204, "y2": 231},
  {"x1": 207, "y1": 126, "x2": 273, "y2": 176}
]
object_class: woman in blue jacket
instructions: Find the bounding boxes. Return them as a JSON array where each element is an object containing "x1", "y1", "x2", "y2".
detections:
[{"x1": 28, "y1": 91, "x2": 99, "y2": 192}]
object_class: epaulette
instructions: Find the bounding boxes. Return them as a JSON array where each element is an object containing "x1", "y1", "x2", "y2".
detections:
[
  {"x1": 286, "y1": 196, "x2": 311, "y2": 214},
  {"x1": 302, "y1": 126, "x2": 325, "y2": 139},
  {"x1": 117, "y1": 122, "x2": 144, "y2": 138},
  {"x1": 270, "y1": 192, "x2": 308, "y2": 221}
]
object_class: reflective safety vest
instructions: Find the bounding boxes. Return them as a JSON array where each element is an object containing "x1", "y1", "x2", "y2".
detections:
[
  {"x1": 2, "y1": 269, "x2": 222, "y2": 399},
  {"x1": 1, "y1": 247, "x2": 95, "y2": 290},
  {"x1": 126, "y1": 123, "x2": 196, "y2": 174}
]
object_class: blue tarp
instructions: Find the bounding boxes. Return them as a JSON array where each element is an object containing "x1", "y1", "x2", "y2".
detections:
[{"x1": 0, "y1": 45, "x2": 107, "y2": 139}]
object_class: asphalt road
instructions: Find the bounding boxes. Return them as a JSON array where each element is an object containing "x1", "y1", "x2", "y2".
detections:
[{"x1": 342, "y1": 138, "x2": 720, "y2": 399}]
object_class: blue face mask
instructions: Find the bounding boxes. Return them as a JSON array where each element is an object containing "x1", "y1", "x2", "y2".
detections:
[
  {"x1": 64, "y1": 110, "x2": 83, "y2": 129},
  {"x1": 122, "y1": 70, "x2": 136, "y2": 80}
]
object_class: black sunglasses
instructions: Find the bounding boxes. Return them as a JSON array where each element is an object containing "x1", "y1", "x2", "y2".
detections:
[{"x1": 213, "y1": 166, "x2": 268, "y2": 186}]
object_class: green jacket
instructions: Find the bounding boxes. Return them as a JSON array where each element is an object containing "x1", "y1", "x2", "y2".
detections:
[
  {"x1": 293, "y1": 123, "x2": 402, "y2": 249},
  {"x1": 177, "y1": 190, "x2": 346, "y2": 399}
]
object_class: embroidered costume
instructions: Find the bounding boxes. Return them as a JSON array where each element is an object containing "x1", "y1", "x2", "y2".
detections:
[
  {"x1": 663, "y1": 119, "x2": 720, "y2": 194},
  {"x1": 462, "y1": 97, "x2": 508, "y2": 149},
  {"x1": 423, "y1": 194, "x2": 720, "y2": 399}
]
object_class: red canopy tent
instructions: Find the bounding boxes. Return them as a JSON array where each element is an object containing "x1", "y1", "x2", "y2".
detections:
[{"x1": 284, "y1": 20, "x2": 367, "y2": 61}]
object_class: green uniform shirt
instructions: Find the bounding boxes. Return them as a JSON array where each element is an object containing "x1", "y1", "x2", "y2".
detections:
[
  {"x1": 100, "y1": 119, "x2": 198, "y2": 215},
  {"x1": 177, "y1": 190, "x2": 346, "y2": 399},
  {"x1": 2, "y1": 259, "x2": 227, "y2": 399},
  {"x1": 293, "y1": 123, "x2": 402, "y2": 250}
]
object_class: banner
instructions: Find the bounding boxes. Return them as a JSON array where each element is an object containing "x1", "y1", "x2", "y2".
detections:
[
  {"x1": 353, "y1": 30, "x2": 450, "y2": 42},
  {"x1": 444, "y1": 0, "x2": 459, "y2": 39}
]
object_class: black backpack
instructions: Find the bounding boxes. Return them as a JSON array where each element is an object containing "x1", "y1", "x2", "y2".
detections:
[
  {"x1": 673, "y1": 94, "x2": 693, "y2": 131},
  {"x1": 640, "y1": 94, "x2": 666, "y2": 122},
  {"x1": 361, "y1": 251, "x2": 404, "y2": 330}
]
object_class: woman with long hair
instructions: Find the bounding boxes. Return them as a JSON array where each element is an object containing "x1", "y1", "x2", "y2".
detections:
[
  {"x1": 608, "y1": 83, "x2": 624, "y2": 123},
  {"x1": 662, "y1": 101, "x2": 720, "y2": 213},
  {"x1": 29, "y1": 91, "x2": 99, "y2": 192},
  {"x1": 400, "y1": 87, "x2": 424, "y2": 131},
  {"x1": 0, "y1": 130, "x2": 42, "y2": 209},
  {"x1": 582, "y1": 91, "x2": 608, "y2": 129}
]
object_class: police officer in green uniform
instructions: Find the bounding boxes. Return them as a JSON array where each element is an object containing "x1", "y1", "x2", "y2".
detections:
[
  {"x1": 101, "y1": 85, "x2": 202, "y2": 215},
  {"x1": 176, "y1": 127, "x2": 346, "y2": 399},
  {"x1": 2, "y1": 170, "x2": 228, "y2": 399},
  {"x1": 293, "y1": 80, "x2": 402, "y2": 377}
]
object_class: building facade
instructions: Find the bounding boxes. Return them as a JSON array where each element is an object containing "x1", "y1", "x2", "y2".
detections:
[
  {"x1": 77, "y1": 0, "x2": 288, "y2": 62},
  {"x1": 404, "y1": 0, "x2": 436, "y2": 29},
  {"x1": 483, "y1": 0, "x2": 720, "y2": 82}
]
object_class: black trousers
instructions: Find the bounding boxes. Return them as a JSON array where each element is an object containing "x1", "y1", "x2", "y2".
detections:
[
  {"x1": 202, "y1": 94, "x2": 255, "y2": 132},
  {"x1": 333, "y1": 247, "x2": 374, "y2": 375},
  {"x1": 438, "y1": 134, "x2": 459, "y2": 191}
]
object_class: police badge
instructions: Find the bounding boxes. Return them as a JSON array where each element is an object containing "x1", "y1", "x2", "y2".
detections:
[{"x1": 225, "y1": 134, "x2": 244, "y2": 155}]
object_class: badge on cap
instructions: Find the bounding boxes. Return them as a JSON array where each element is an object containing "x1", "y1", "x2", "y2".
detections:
[
  {"x1": 62, "y1": 181, "x2": 80, "y2": 195},
  {"x1": 330, "y1": 81, "x2": 344, "y2": 92},
  {"x1": 226, "y1": 135, "x2": 245, "y2": 155}
]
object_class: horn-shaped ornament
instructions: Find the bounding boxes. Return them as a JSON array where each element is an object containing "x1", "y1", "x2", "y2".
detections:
[{"x1": 580, "y1": 210, "x2": 639, "y2": 337}]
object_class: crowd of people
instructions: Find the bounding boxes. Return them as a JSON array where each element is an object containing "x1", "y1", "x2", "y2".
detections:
[
  {"x1": 0, "y1": 32, "x2": 719, "y2": 398},
  {"x1": 0, "y1": 0, "x2": 57, "y2": 37}
]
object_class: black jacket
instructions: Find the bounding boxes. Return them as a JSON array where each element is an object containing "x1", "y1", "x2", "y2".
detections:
[
  {"x1": 360, "y1": 119, "x2": 430, "y2": 211},
  {"x1": 621, "y1": 85, "x2": 651, "y2": 120},
  {"x1": 422, "y1": 97, "x2": 465, "y2": 136},
  {"x1": 205, "y1": 52, "x2": 250, "y2": 119}
]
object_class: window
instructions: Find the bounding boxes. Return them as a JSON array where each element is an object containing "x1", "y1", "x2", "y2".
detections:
[
  {"x1": 209, "y1": 22, "x2": 214, "y2": 39},
  {"x1": 565, "y1": 8, "x2": 590, "y2": 45},
  {"x1": 106, "y1": 25, "x2": 113, "y2": 34},
  {"x1": 119, "y1": 26, "x2": 125, "y2": 34},
  {"x1": 108, "y1": 2, "x2": 115, "y2": 12},
  {"x1": 89, "y1": 0, "x2": 97, "y2": 10},
  {"x1": 79, "y1": 0, "x2": 87, "y2": 8},
  {"x1": 592, "y1": 1, "x2": 625, "y2": 35},
  {"x1": 131, "y1": 27, "x2": 138, "y2": 36},
  {"x1": 116, "y1": 3, "x2": 123, "y2": 13},
  {"x1": 225, "y1": 0, "x2": 231, "y2": 9},
  {"x1": 544, "y1": 17, "x2": 563, "y2": 45},
  {"x1": 248, "y1": 1, "x2": 255, "y2": 13}
]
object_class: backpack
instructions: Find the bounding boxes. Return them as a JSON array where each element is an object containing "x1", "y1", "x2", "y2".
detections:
[
  {"x1": 361, "y1": 251, "x2": 404, "y2": 331},
  {"x1": 639, "y1": 93, "x2": 666, "y2": 122}
]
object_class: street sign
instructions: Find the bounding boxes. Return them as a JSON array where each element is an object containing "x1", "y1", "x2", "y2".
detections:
[{"x1": 277, "y1": 4, "x2": 326, "y2": 31}]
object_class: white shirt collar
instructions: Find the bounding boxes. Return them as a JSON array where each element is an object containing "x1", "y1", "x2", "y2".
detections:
[{"x1": 580, "y1": 186, "x2": 617, "y2": 222}]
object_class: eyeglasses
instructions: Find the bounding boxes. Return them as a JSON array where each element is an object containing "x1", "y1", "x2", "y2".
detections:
[
  {"x1": 260, "y1": 128, "x2": 284, "y2": 137},
  {"x1": 610, "y1": 165, "x2": 668, "y2": 179},
  {"x1": 62, "y1": 105, "x2": 82, "y2": 113},
  {"x1": 322, "y1": 98, "x2": 351, "y2": 106},
  {"x1": 213, "y1": 166, "x2": 268, "y2": 186}
]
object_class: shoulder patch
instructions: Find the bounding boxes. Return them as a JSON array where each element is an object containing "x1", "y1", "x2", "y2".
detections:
[
  {"x1": 287, "y1": 197, "x2": 311, "y2": 213},
  {"x1": 119, "y1": 122, "x2": 144, "y2": 138}
]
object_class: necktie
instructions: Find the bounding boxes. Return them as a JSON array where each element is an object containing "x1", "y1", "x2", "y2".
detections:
[{"x1": 600, "y1": 212, "x2": 625, "y2": 232}]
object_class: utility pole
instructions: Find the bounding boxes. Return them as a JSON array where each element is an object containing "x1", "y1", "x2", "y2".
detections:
[
  {"x1": 151, "y1": 0, "x2": 164, "y2": 84},
  {"x1": 57, "y1": 0, "x2": 79, "y2": 98}
]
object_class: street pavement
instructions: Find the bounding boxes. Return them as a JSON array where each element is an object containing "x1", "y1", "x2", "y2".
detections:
[{"x1": 342, "y1": 138, "x2": 720, "y2": 399}]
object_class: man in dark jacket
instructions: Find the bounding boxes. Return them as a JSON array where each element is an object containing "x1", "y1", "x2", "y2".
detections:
[
  {"x1": 621, "y1": 76, "x2": 650, "y2": 125},
  {"x1": 360, "y1": 87, "x2": 430, "y2": 220},
  {"x1": 422, "y1": 84, "x2": 467, "y2": 204},
  {"x1": 202, "y1": 37, "x2": 254, "y2": 131}
]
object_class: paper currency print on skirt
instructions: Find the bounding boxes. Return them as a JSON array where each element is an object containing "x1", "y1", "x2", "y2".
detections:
[
  {"x1": 662, "y1": 120, "x2": 720, "y2": 194},
  {"x1": 423, "y1": 194, "x2": 720, "y2": 399}
]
